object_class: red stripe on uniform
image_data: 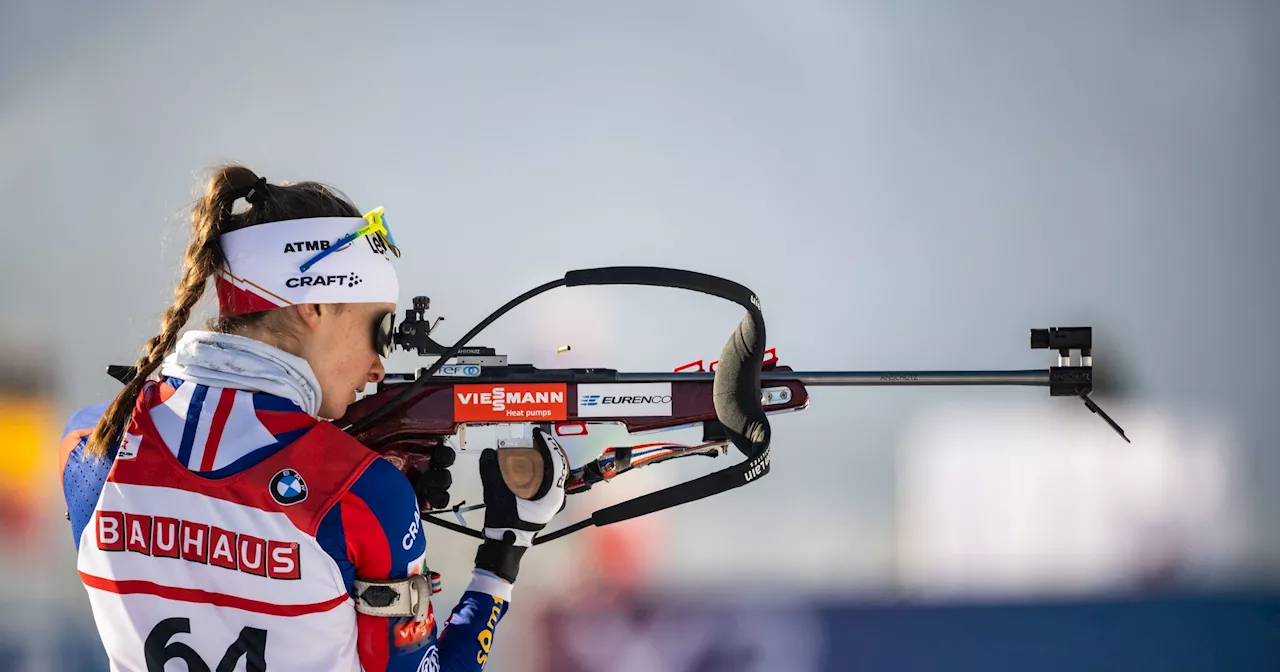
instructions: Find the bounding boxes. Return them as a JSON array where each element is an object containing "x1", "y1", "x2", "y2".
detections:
[
  {"x1": 340, "y1": 493, "x2": 392, "y2": 578},
  {"x1": 255, "y1": 409, "x2": 318, "y2": 435},
  {"x1": 200, "y1": 388, "x2": 237, "y2": 471},
  {"x1": 157, "y1": 380, "x2": 177, "y2": 403},
  {"x1": 79, "y1": 571, "x2": 348, "y2": 616},
  {"x1": 341, "y1": 493, "x2": 393, "y2": 671}
]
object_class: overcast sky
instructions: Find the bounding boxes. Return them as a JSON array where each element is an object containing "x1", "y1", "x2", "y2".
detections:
[{"x1": 3, "y1": 0, "x2": 1278, "y2": 590}]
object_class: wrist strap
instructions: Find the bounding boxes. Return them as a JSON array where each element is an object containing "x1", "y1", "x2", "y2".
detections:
[{"x1": 474, "y1": 538, "x2": 527, "y2": 583}]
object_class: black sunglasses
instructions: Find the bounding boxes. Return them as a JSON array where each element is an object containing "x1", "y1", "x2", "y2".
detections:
[{"x1": 374, "y1": 312, "x2": 396, "y2": 358}]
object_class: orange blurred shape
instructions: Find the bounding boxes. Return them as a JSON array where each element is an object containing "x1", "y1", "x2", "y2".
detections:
[
  {"x1": 584, "y1": 516, "x2": 664, "y2": 597},
  {"x1": 0, "y1": 393, "x2": 58, "y2": 507}
]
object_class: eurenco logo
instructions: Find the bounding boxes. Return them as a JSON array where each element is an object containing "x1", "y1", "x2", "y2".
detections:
[
  {"x1": 576, "y1": 383, "x2": 673, "y2": 417},
  {"x1": 454, "y1": 384, "x2": 567, "y2": 422},
  {"x1": 582, "y1": 395, "x2": 672, "y2": 406}
]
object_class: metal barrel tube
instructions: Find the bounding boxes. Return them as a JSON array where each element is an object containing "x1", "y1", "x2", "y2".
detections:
[{"x1": 616, "y1": 369, "x2": 1051, "y2": 386}]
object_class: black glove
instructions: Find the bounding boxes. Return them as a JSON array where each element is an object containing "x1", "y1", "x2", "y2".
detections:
[
  {"x1": 382, "y1": 442, "x2": 456, "y2": 511},
  {"x1": 474, "y1": 427, "x2": 568, "y2": 583}
]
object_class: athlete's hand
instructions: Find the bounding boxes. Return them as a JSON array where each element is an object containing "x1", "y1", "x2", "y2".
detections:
[
  {"x1": 381, "y1": 442, "x2": 456, "y2": 511},
  {"x1": 474, "y1": 427, "x2": 568, "y2": 583}
]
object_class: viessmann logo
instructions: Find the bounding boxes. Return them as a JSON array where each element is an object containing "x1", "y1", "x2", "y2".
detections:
[{"x1": 454, "y1": 384, "x2": 568, "y2": 422}]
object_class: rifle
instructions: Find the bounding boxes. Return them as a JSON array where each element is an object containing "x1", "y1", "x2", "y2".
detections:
[{"x1": 111, "y1": 266, "x2": 1126, "y2": 545}]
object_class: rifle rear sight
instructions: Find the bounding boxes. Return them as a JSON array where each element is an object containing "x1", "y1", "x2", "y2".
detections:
[{"x1": 394, "y1": 295, "x2": 497, "y2": 358}]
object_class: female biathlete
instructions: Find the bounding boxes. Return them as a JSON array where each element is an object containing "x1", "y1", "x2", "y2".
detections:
[{"x1": 58, "y1": 165, "x2": 567, "y2": 671}]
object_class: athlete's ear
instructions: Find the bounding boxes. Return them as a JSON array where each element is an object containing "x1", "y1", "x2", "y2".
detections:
[{"x1": 293, "y1": 304, "x2": 324, "y2": 331}]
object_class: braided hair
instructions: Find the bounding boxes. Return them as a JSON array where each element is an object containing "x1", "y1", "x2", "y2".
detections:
[{"x1": 84, "y1": 164, "x2": 361, "y2": 458}]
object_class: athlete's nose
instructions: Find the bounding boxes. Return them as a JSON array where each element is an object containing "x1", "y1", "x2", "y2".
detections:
[{"x1": 368, "y1": 357, "x2": 386, "y2": 384}]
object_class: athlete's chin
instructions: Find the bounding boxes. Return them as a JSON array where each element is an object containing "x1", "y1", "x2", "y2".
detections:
[
  {"x1": 317, "y1": 400, "x2": 351, "y2": 420},
  {"x1": 315, "y1": 386, "x2": 362, "y2": 420}
]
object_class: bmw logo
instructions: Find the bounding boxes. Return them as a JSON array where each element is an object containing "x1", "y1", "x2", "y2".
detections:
[{"x1": 270, "y1": 468, "x2": 308, "y2": 506}]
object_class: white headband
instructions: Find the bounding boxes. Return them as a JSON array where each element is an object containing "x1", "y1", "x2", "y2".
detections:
[{"x1": 215, "y1": 216, "x2": 399, "y2": 316}]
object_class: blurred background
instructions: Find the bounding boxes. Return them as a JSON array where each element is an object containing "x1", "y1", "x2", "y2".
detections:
[{"x1": 3, "y1": 0, "x2": 1280, "y2": 669}]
